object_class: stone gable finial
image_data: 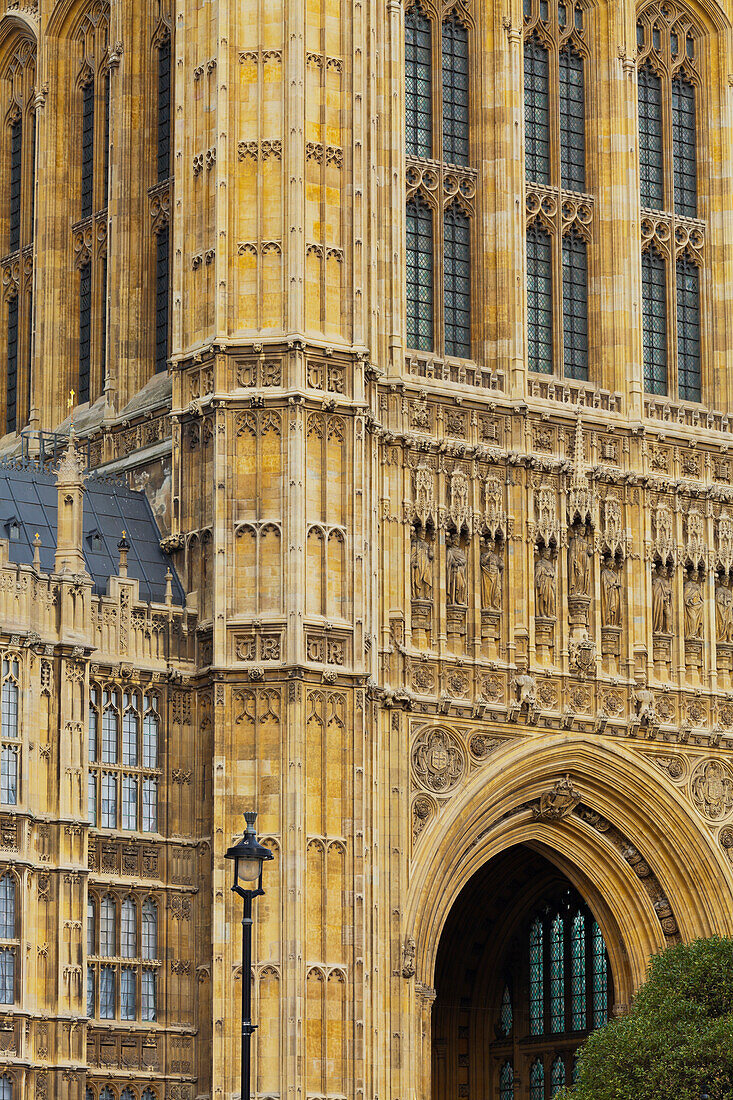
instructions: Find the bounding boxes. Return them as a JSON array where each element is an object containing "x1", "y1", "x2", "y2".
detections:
[{"x1": 567, "y1": 414, "x2": 596, "y2": 526}]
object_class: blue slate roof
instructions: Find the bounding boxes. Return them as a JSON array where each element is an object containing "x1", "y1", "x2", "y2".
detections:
[{"x1": 0, "y1": 460, "x2": 184, "y2": 605}]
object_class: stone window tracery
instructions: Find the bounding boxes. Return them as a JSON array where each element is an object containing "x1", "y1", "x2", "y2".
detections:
[
  {"x1": 88, "y1": 685, "x2": 160, "y2": 832},
  {"x1": 524, "y1": 0, "x2": 591, "y2": 381},
  {"x1": 1, "y1": 35, "x2": 36, "y2": 435},
  {"x1": 0, "y1": 874, "x2": 16, "y2": 1005},
  {"x1": 637, "y1": 3, "x2": 703, "y2": 402},
  {"x1": 87, "y1": 891, "x2": 159, "y2": 1022},
  {"x1": 405, "y1": 1, "x2": 475, "y2": 359}
]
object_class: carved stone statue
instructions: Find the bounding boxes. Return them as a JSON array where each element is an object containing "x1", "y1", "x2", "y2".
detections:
[
  {"x1": 411, "y1": 529, "x2": 434, "y2": 601},
  {"x1": 513, "y1": 670, "x2": 536, "y2": 709},
  {"x1": 568, "y1": 523, "x2": 592, "y2": 597},
  {"x1": 652, "y1": 563, "x2": 672, "y2": 634},
  {"x1": 480, "y1": 537, "x2": 503, "y2": 611},
  {"x1": 534, "y1": 545, "x2": 556, "y2": 618},
  {"x1": 600, "y1": 556, "x2": 622, "y2": 627},
  {"x1": 683, "y1": 569, "x2": 704, "y2": 640},
  {"x1": 634, "y1": 683, "x2": 657, "y2": 725},
  {"x1": 716, "y1": 575, "x2": 733, "y2": 643},
  {"x1": 446, "y1": 533, "x2": 467, "y2": 606}
]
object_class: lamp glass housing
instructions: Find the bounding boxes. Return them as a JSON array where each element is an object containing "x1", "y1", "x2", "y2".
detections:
[{"x1": 237, "y1": 856, "x2": 263, "y2": 884}]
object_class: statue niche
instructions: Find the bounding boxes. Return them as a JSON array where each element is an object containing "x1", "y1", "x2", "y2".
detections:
[
  {"x1": 480, "y1": 534, "x2": 504, "y2": 650},
  {"x1": 534, "y1": 541, "x2": 556, "y2": 660},
  {"x1": 683, "y1": 564, "x2": 705, "y2": 676},
  {"x1": 410, "y1": 524, "x2": 434, "y2": 645},
  {"x1": 715, "y1": 571, "x2": 733, "y2": 681},
  {"x1": 567, "y1": 520, "x2": 593, "y2": 642},
  {"x1": 651, "y1": 560, "x2": 674, "y2": 673},
  {"x1": 446, "y1": 531, "x2": 468, "y2": 607},
  {"x1": 600, "y1": 552, "x2": 623, "y2": 661}
]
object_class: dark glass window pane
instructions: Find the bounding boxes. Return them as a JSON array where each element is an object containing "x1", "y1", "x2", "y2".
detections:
[
  {"x1": 103, "y1": 73, "x2": 110, "y2": 207},
  {"x1": 499, "y1": 1061, "x2": 514, "y2": 1100},
  {"x1": 677, "y1": 255, "x2": 701, "y2": 402},
  {"x1": 499, "y1": 984, "x2": 513, "y2": 1037},
  {"x1": 101, "y1": 256, "x2": 107, "y2": 383},
  {"x1": 562, "y1": 231, "x2": 588, "y2": 380},
  {"x1": 9, "y1": 119, "x2": 22, "y2": 253},
  {"x1": 527, "y1": 225, "x2": 553, "y2": 374},
  {"x1": 529, "y1": 1058, "x2": 544, "y2": 1100},
  {"x1": 551, "y1": 1056, "x2": 566, "y2": 1096},
  {"x1": 79, "y1": 264, "x2": 92, "y2": 404},
  {"x1": 6, "y1": 298, "x2": 18, "y2": 435},
  {"x1": 158, "y1": 38, "x2": 172, "y2": 182},
  {"x1": 406, "y1": 197, "x2": 433, "y2": 350},
  {"x1": 405, "y1": 6, "x2": 432, "y2": 159},
  {"x1": 570, "y1": 911, "x2": 586, "y2": 1030},
  {"x1": 444, "y1": 203, "x2": 471, "y2": 357},
  {"x1": 550, "y1": 914, "x2": 565, "y2": 1033},
  {"x1": 156, "y1": 225, "x2": 170, "y2": 372},
  {"x1": 81, "y1": 81, "x2": 95, "y2": 219},
  {"x1": 638, "y1": 65, "x2": 664, "y2": 210},
  {"x1": 642, "y1": 249, "x2": 667, "y2": 394},
  {"x1": 442, "y1": 16, "x2": 469, "y2": 166},
  {"x1": 592, "y1": 921, "x2": 609, "y2": 1027},
  {"x1": 559, "y1": 47, "x2": 585, "y2": 191},
  {"x1": 29, "y1": 112, "x2": 36, "y2": 243},
  {"x1": 525, "y1": 37, "x2": 550, "y2": 184},
  {"x1": 529, "y1": 917, "x2": 544, "y2": 1035},
  {"x1": 672, "y1": 75, "x2": 696, "y2": 218}
]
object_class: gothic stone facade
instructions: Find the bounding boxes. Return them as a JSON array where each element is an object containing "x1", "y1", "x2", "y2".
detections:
[{"x1": 1, "y1": 1, "x2": 733, "y2": 1099}]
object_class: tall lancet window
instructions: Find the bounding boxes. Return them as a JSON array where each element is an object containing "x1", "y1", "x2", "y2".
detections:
[
  {"x1": 1, "y1": 37, "x2": 37, "y2": 435},
  {"x1": 151, "y1": 18, "x2": 173, "y2": 374},
  {"x1": 524, "y1": 0, "x2": 591, "y2": 381},
  {"x1": 637, "y1": 6, "x2": 703, "y2": 403},
  {"x1": 74, "y1": 3, "x2": 111, "y2": 406},
  {"x1": 405, "y1": 3, "x2": 475, "y2": 359}
]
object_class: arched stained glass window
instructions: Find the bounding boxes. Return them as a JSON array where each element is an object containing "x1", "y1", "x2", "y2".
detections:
[
  {"x1": 122, "y1": 694, "x2": 139, "y2": 766},
  {"x1": 406, "y1": 197, "x2": 434, "y2": 352},
  {"x1": 562, "y1": 230, "x2": 588, "y2": 380},
  {"x1": 9, "y1": 118, "x2": 22, "y2": 254},
  {"x1": 80, "y1": 77, "x2": 95, "y2": 220},
  {"x1": 592, "y1": 919, "x2": 609, "y2": 1027},
  {"x1": 527, "y1": 225, "x2": 553, "y2": 376},
  {"x1": 529, "y1": 917, "x2": 544, "y2": 1034},
  {"x1": 676, "y1": 254, "x2": 700, "y2": 402},
  {"x1": 499, "y1": 983, "x2": 513, "y2": 1037},
  {"x1": 672, "y1": 75, "x2": 696, "y2": 217},
  {"x1": 638, "y1": 65, "x2": 664, "y2": 210},
  {"x1": 550, "y1": 914, "x2": 565, "y2": 1032},
  {"x1": 443, "y1": 203, "x2": 471, "y2": 358},
  {"x1": 524, "y1": 37, "x2": 550, "y2": 184},
  {"x1": 143, "y1": 697, "x2": 159, "y2": 768},
  {"x1": 529, "y1": 1058, "x2": 545, "y2": 1100},
  {"x1": 405, "y1": 5, "x2": 432, "y2": 159},
  {"x1": 442, "y1": 16, "x2": 469, "y2": 166},
  {"x1": 100, "y1": 1088, "x2": 114, "y2": 1100},
  {"x1": 1, "y1": 661, "x2": 19, "y2": 739},
  {"x1": 551, "y1": 1055, "x2": 566, "y2": 1096},
  {"x1": 499, "y1": 1060, "x2": 514, "y2": 1100},
  {"x1": 559, "y1": 45, "x2": 585, "y2": 191},
  {"x1": 571, "y1": 910, "x2": 586, "y2": 1030},
  {"x1": 0, "y1": 876, "x2": 15, "y2": 938},
  {"x1": 642, "y1": 248, "x2": 668, "y2": 395},
  {"x1": 157, "y1": 34, "x2": 172, "y2": 183}
]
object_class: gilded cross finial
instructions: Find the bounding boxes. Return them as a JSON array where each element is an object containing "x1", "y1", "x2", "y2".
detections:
[{"x1": 68, "y1": 388, "x2": 76, "y2": 426}]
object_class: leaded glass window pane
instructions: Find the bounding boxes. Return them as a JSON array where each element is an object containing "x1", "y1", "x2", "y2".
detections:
[
  {"x1": 9, "y1": 119, "x2": 21, "y2": 254},
  {"x1": 677, "y1": 255, "x2": 701, "y2": 402},
  {"x1": 444, "y1": 203, "x2": 471, "y2": 357},
  {"x1": 442, "y1": 16, "x2": 469, "y2": 166},
  {"x1": 2, "y1": 667, "x2": 18, "y2": 739},
  {"x1": 525, "y1": 37, "x2": 550, "y2": 184},
  {"x1": 89, "y1": 688, "x2": 98, "y2": 762},
  {"x1": 121, "y1": 899, "x2": 136, "y2": 957},
  {"x1": 103, "y1": 73, "x2": 110, "y2": 206},
  {"x1": 529, "y1": 1058, "x2": 544, "y2": 1100},
  {"x1": 405, "y1": 6, "x2": 432, "y2": 159},
  {"x1": 123, "y1": 696, "x2": 139, "y2": 765},
  {"x1": 406, "y1": 197, "x2": 434, "y2": 351},
  {"x1": 87, "y1": 898, "x2": 95, "y2": 954},
  {"x1": 0, "y1": 949, "x2": 13, "y2": 1004},
  {"x1": 499, "y1": 983, "x2": 513, "y2": 1037},
  {"x1": 143, "y1": 777, "x2": 158, "y2": 833},
  {"x1": 100, "y1": 964, "x2": 115, "y2": 1019},
  {"x1": 638, "y1": 65, "x2": 664, "y2": 210},
  {"x1": 121, "y1": 967, "x2": 136, "y2": 1019},
  {"x1": 672, "y1": 75, "x2": 696, "y2": 218},
  {"x1": 0, "y1": 876, "x2": 14, "y2": 938},
  {"x1": 562, "y1": 231, "x2": 588, "y2": 380},
  {"x1": 499, "y1": 1061, "x2": 514, "y2": 1100},
  {"x1": 158, "y1": 37, "x2": 172, "y2": 183},
  {"x1": 101, "y1": 1089, "x2": 114, "y2": 1100},
  {"x1": 642, "y1": 249, "x2": 668, "y2": 395},
  {"x1": 79, "y1": 263, "x2": 92, "y2": 405},
  {"x1": 142, "y1": 900, "x2": 158, "y2": 960},
  {"x1": 6, "y1": 298, "x2": 18, "y2": 436},
  {"x1": 142, "y1": 1091, "x2": 157, "y2": 1100},
  {"x1": 102, "y1": 696, "x2": 118, "y2": 763},
  {"x1": 81, "y1": 80, "x2": 95, "y2": 220},
  {"x1": 551, "y1": 1055, "x2": 566, "y2": 1096},
  {"x1": 529, "y1": 918, "x2": 544, "y2": 1035},
  {"x1": 142, "y1": 967, "x2": 157, "y2": 1021},
  {"x1": 527, "y1": 225, "x2": 553, "y2": 374},
  {"x1": 571, "y1": 910, "x2": 586, "y2": 1030},
  {"x1": 101, "y1": 772, "x2": 117, "y2": 828},
  {"x1": 592, "y1": 921, "x2": 608, "y2": 1027},
  {"x1": 87, "y1": 964, "x2": 95, "y2": 1016},
  {"x1": 0, "y1": 1078, "x2": 10, "y2": 1100},
  {"x1": 550, "y1": 914, "x2": 565, "y2": 1033},
  {"x1": 100, "y1": 895, "x2": 115, "y2": 956},
  {"x1": 559, "y1": 46, "x2": 585, "y2": 191},
  {"x1": 122, "y1": 776, "x2": 138, "y2": 831},
  {"x1": 143, "y1": 702, "x2": 159, "y2": 768},
  {"x1": 0, "y1": 747, "x2": 17, "y2": 805},
  {"x1": 88, "y1": 773, "x2": 97, "y2": 826},
  {"x1": 156, "y1": 225, "x2": 170, "y2": 373}
]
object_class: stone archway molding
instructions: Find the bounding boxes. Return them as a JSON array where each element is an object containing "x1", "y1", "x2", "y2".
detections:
[{"x1": 406, "y1": 732, "x2": 733, "y2": 1006}]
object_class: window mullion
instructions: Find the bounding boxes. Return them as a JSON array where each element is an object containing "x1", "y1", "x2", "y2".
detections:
[
  {"x1": 436, "y1": 183, "x2": 446, "y2": 357},
  {"x1": 553, "y1": 222, "x2": 563, "y2": 378},
  {"x1": 668, "y1": 247, "x2": 679, "y2": 398}
]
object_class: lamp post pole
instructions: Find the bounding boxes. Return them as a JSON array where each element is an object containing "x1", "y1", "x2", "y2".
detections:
[{"x1": 225, "y1": 811, "x2": 274, "y2": 1100}]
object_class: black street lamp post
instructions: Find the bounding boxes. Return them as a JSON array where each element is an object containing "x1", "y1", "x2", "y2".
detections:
[{"x1": 225, "y1": 812, "x2": 274, "y2": 1100}]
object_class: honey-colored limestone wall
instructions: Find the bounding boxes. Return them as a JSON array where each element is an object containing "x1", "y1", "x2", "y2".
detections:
[{"x1": 3, "y1": 1, "x2": 733, "y2": 1100}]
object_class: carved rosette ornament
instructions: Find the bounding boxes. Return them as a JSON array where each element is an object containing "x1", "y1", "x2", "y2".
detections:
[
  {"x1": 690, "y1": 760, "x2": 733, "y2": 822},
  {"x1": 411, "y1": 727, "x2": 466, "y2": 794}
]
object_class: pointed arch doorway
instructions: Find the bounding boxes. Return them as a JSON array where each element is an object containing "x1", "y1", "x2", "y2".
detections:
[{"x1": 432, "y1": 845, "x2": 616, "y2": 1100}]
